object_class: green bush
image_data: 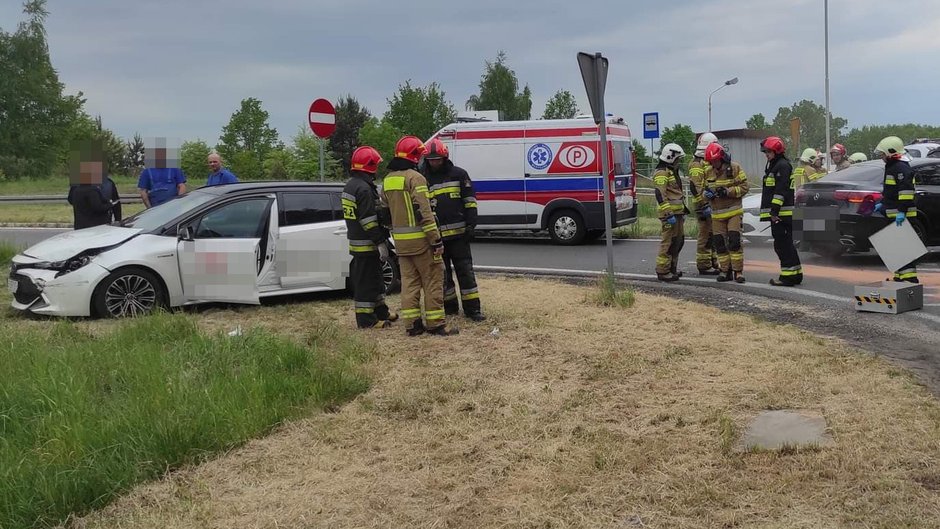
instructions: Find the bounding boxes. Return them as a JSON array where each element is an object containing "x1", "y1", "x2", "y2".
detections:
[{"x1": 0, "y1": 313, "x2": 372, "y2": 528}]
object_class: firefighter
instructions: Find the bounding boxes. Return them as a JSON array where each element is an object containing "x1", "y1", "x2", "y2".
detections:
[
  {"x1": 421, "y1": 138, "x2": 485, "y2": 321},
  {"x1": 382, "y1": 135, "x2": 458, "y2": 336},
  {"x1": 703, "y1": 142, "x2": 749, "y2": 283},
  {"x1": 873, "y1": 135, "x2": 919, "y2": 283},
  {"x1": 793, "y1": 148, "x2": 822, "y2": 189},
  {"x1": 849, "y1": 152, "x2": 868, "y2": 163},
  {"x1": 688, "y1": 132, "x2": 720, "y2": 275},
  {"x1": 343, "y1": 146, "x2": 397, "y2": 328},
  {"x1": 653, "y1": 143, "x2": 688, "y2": 281},
  {"x1": 829, "y1": 143, "x2": 851, "y2": 171},
  {"x1": 760, "y1": 136, "x2": 803, "y2": 287}
]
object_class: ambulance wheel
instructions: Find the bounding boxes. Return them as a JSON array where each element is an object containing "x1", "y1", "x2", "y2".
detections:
[{"x1": 548, "y1": 209, "x2": 586, "y2": 245}]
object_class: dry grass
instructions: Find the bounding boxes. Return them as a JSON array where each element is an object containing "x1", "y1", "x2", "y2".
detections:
[
  {"x1": 51, "y1": 277, "x2": 940, "y2": 529},
  {"x1": 0, "y1": 203, "x2": 146, "y2": 224}
]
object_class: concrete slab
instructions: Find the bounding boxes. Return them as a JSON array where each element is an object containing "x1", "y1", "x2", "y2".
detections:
[{"x1": 735, "y1": 409, "x2": 833, "y2": 453}]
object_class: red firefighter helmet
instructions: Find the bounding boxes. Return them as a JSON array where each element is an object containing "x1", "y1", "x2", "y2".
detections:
[
  {"x1": 760, "y1": 136, "x2": 786, "y2": 155},
  {"x1": 394, "y1": 135, "x2": 428, "y2": 163},
  {"x1": 830, "y1": 143, "x2": 847, "y2": 156},
  {"x1": 350, "y1": 146, "x2": 383, "y2": 174},
  {"x1": 424, "y1": 138, "x2": 449, "y2": 160},
  {"x1": 704, "y1": 142, "x2": 726, "y2": 163}
]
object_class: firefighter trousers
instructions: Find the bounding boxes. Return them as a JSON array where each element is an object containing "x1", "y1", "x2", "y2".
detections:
[
  {"x1": 696, "y1": 215, "x2": 718, "y2": 271},
  {"x1": 350, "y1": 254, "x2": 391, "y2": 328},
  {"x1": 771, "y1": 220, "x2": 803, "y2": 285},
  {"x1": 894, "y1": 261, "x2": 919, "y2": 283},
  {"x1": 399, "y1": 249, "x2": 446, "y2": 331},
  {"x1": 442, "y1": 237, "x2": 482, "y2": 316},
  {"x1": 655, "y1": 215, "x2": 685, "y2": 275},
  {"x1": 712, "y1": 215, "x2": 744, "y2": 273}
]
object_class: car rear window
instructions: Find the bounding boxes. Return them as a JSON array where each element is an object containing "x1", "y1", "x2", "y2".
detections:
[{"x1": 814, "y1": 163, "x2": 884, "y2": 186}]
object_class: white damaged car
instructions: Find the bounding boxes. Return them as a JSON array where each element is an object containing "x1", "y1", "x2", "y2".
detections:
[{"x1": 8, "y1": 182, "x2": 400, "y2": 318}]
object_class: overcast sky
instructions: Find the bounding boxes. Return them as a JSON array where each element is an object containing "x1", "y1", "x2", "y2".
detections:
[{"x1": 3, "y1": 0, "x2": 939, "y2": 149}]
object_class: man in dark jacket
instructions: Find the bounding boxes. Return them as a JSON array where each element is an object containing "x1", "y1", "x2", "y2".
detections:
[
  {"x1": 421, "y1": 138, "x2": 485, "y2": 321},
  {"x1": 67, "y1": 140, "x2": 122, "y2": 230},
  {"x1": 873, "y1": 135, "x2": 919, "y2": 283},
  {"x1": 759, "y1": 136, "x2": 802, "y2": 286}
]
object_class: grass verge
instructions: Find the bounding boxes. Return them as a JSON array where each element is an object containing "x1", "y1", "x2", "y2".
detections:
[
  {"x1": 590, "y1": 273, "x2": 635, "y2": 308},
  {"x1": 0, "y1": 240, "x2": 20, "y2": 265},
  {"x1": 66, "y1": 277, "x2": 940, "y2": 529},
  {"x1": 0, "y1": 310, "x2": 372, "y2": 529},
  {"x1": 0, "y1": 204, "x2": 146, "y2": 224}
]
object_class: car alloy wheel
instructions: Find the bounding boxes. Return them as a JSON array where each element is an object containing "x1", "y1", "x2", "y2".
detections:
[{"x1": 104, "y1": 274, "x2": 157, "y2": 317}]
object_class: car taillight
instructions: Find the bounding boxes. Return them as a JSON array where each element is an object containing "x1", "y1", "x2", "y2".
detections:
[
  {"x1": 795, "y1": 188, "x2": 806, "y2": 203},
  {"x1": 833, "y1": 190, "x2": 882, "y2": 204}
]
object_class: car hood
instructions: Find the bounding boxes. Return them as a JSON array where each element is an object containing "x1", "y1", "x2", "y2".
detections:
[{"x1": 21, "y1": 225, "x2": 142, "y2": 261}]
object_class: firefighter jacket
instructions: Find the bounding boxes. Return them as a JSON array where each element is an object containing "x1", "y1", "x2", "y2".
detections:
[
  {"x1": 382, "y1": 165, "x2": 443, "y2": 256},
  {"x1": 421, "y1": 159, "x2": 478, "y2": 240},
  {"x1": 704, "y1": 161, "x2": 749, "y2": 220},
  {"x1": 760, "y1": 155, "x2": 794, "y2": 221},
  {"x1": 652, "y1": 162, "x2": 688, "y2": 220},
  {"x1": 835, "y1": 159, "x2": 852, "y2": 171},
  {"x1": 792, "y1": 162, "x2": 823, "y2": 189},
  {"x1": 882, "y1": 158, "x2": 917, "y2": 219},
  {"x1": 342, "y1": 171, "x2": 388, "y2": 255},
  {"x1": 687, "y1": 157, "x2": 710, "y2": 213}
]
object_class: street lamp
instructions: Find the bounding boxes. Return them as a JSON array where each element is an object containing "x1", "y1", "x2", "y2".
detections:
[{"x1": 708, "y1": 76, "x2": 738, "y2": 131}]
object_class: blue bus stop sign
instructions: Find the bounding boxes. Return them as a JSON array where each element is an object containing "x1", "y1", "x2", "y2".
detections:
[{"x1": 643, "y1": 112, "x2": 659, "y2": 139}]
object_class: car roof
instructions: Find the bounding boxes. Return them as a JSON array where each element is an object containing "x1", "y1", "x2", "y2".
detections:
[{"x1": 196, "y1": 181, "x2": 345, "y2": 196}]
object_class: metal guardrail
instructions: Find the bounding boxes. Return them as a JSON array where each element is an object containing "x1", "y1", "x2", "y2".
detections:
[{"x1": 0, "y1": 194, "x2": 143, "y2": 204}]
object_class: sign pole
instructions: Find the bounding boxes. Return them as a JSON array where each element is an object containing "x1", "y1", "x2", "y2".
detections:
[
  {"x1": 595, "y1": 53, "x2": 614, "y2": 278},
  {"x1": 319, "y1": 140, "x2": 325, "y2": 182}
]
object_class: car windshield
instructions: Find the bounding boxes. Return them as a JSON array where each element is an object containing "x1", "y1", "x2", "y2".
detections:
[{"x1": 119, "y1": 191, "x2": 218, "y2": 231}]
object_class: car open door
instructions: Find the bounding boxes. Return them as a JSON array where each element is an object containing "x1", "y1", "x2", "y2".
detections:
[{"x1": 176, "y1": 196, "x2": 275, "y2": 305}]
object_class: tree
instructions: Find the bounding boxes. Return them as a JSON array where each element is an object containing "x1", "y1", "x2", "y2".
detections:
[
  {"x1": 291, "y1": 125, "x2": 342, "y2": 181},
  {"x1": 263, "y1": 148, "x2": 293, "y2": 180},
  {"x1": 659, "y1": 123, "x2": 696, "y2": 162},
  {"x1": 330, "y1": 95, "x2": 371, "y2": 174},
  {"x1": 465, "y1": 50, "x2": 533, "y2": 121},
  {"x1": 769, "y1": 99, "x2": 848, "y2": 158},
  {"x1": 227, "y1": 150, "x2": 262, "y2": 182},
  {"x1": 180, "y1": 139, "x2": 210, "y2": 182},
  {"x1": 843, "y1": 124, "x2": 940, "y2": 159},
  {"x1": 746, "y1": 113, "x2": 769, "y2": 130},
  {"x1": 632, "y1": 139, "x2": 654, "y2": 173},
  {"x1": 358, "y1": 117, "x2": 403, "y2": 175},
  {"x1": 217, "y1": 97, "x2": 282, "y2": 177},
  {"x1": 383, "y1": 80, "x2": 457, "y2": 141},
  {"x1": 0, "y1": 0, "x2": 84, "y2": 178},
  {"x1": 542, "y1": 90, "x2": 580, "y2": 120},
  {"x1": 124, "y1": 133, "x2": 145, "y2": 177}
]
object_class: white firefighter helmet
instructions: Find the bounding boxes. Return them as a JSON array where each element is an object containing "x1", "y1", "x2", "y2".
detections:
[
  {"x1": 659, "y1": 143, "x2": 685, "y2": 165},
  {"x1": 694, "y1": 132, "x2": 718, "y2": 157},
  {"x1": 799, "y1": 148, "x2": 818, "y2": 164},
  {"x1": 849, "y1": 152, "x2": 868, "y2": 163}
]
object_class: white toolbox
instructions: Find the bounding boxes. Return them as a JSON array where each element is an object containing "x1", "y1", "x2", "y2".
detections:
[{"x1": 854, "y1": 281, "x2": 923, "y2": 314}]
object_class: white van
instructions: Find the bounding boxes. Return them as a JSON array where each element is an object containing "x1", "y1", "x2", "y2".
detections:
[{"x1": 426, "y1": 116, "x2": 638, "y2": 245}]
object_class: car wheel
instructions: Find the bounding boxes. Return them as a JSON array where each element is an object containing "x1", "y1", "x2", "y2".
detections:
[
  {"x1": 92, "y1": 267, "x2": 167, "y2": 318},
  {"x1": 382, "y1": 256, "x2": 401, "y2": 295},
  {"x1": 911, "y1": 218, "x2": 928, "y2": 244},
  {"x1": 548, "y1": 209, "x2": 587, "y2": 245}
]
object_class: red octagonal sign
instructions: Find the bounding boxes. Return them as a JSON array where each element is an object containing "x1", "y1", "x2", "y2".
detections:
[{"x1": 308, "y1": 98, "x2": 336, "y2": 138}]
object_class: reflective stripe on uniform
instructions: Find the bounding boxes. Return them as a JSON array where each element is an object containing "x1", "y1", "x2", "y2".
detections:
[
  {"x1": 349, "y1": 239, "x2": 377, "y2": 252},
  {"x1": 885, "y1": 178, "x2": 896, "y2": 185},
  {"x1": 712, "y1": 206, "x2": 744, "y2": 219},
  {"x1": 780, "y1": 266, "x2": 803, "y2": 277},
  {"x1": 384, "y1": 176, "x2": 405, "y2": 191},
  {"x1": 359, "y1": 214, "x2": 378, "y2": 230},
  {"x1": 771, "y1": 194, "x2": 785, "y2": 206},
  {"x1": 463, "y1": 197, "x2": 477, "y2": 208},
  {"x1": 887, "y1": 209, "x2": 918, "y2": 218},
  {"x1": 355, "y1": 301, "x2": 376, "y2": 314},
  {"x1": 444, "y1": 288, "x2": 458, "y2": 301},
  {"x1": 460, "y1": 287, "x2": 480, "y2": 301},
  {"x1": 401, "y1": 308, "x2": 422, "y2": 319},
  {"x1": 426, "y1": 309, "x2": 445, "y2": 321},
  {"x1": 898, "y1": 192, "x2": 915, "y2": 200},
  {"x1": 392, "y1": 226, "x2": 425, "y2": 240},
  {"x1": 764, "y1": 177, "x2": 776, "y2": 186}
]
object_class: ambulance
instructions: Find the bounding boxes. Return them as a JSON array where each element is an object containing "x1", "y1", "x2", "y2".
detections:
[{"x1": 425, "y1": 115, "x2": 638, "y2": 245}]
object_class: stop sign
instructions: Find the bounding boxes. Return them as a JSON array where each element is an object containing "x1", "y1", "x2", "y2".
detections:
[{"x1": 308, "y1": 98, "x2": 336, "y2": 138}]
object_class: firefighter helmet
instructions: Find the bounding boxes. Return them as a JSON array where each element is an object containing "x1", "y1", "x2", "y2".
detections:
[
  {"x1": 694, "y1": 132, "x2": 718, "y2": 157},
  {"x1": 760, "y1": 136, "x2": 786, "y2": 155},
  {"x1": 424, "y1": 138, "x2": 449, "y2": 160},
  {"x1": 799, "y1": 148, "x2": 818, "y2": 164},
  {"x1": 849, "y1": 152, "x2": 868, "y2": 163},
  {"x1": 874, "y1": 136, "x2": 905, "y2": 160},
  {"x1": 659, "y1": 143, "x2": 685, "y2": 164},
  {"x1": 830, "y1": 143, "x2": 847, "y2": 156},
  {"x1": 704, "y1": 142, "x2": 727, "y2": 164},
  {"x1": 350, "y1": 146, "x2": 383, "y2": 174},
  {"x1": 394, "y1": 136, "x2": 428, "y2": 163}
]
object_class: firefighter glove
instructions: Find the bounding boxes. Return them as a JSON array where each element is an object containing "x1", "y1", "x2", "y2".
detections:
[
  {"x1": 873, "y1": 201, "x2": 883, "y2": 213},
  {"x1": 704, "y1": 188, "x2": 716, "y2": 200},
  {"x1": 895, "y1": 211, "x2": 906, "y2": 226},
  {"x1": 377, "y1": 242, "x2": 389, "y2": 262},
  {"x1": 664, "y1": 215, "x2": 677, "y2": 226},
  {"x1": 701, "y1": 206, "x2": 712, "y2": 219},
  {"x1": 716, "y1": 187, "x2": 729, "y2": 198}
]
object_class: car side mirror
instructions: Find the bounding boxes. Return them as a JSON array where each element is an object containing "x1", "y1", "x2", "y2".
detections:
[{"x1": 177, "y1": 224, "x2": 194, "y2": 241}]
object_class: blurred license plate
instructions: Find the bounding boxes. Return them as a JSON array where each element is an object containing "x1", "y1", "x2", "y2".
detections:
[{"x1": 8, "y1": 279, "x2": 18, "y2": 293}]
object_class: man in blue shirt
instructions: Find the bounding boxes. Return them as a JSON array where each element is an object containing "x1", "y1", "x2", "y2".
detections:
[
  {"x1": 207, "y1": 152, "x2": 239, "y2": 186},
  {"x1": 138, "y1": 145, "x2": 186, "y2": 208}
]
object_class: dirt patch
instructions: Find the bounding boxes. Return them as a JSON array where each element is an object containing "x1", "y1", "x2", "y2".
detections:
[{"x1": 66, "y1": 277, "x2": 940, "y2": 528}]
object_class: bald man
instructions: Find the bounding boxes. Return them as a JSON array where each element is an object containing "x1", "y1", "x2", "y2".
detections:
[{"x1": 206, "y1": 153, "x2": 239, "y2": 186}]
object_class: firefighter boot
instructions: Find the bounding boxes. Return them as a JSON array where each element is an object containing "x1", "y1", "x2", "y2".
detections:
[
  {"x1": 466, "y1": 311, "x2": 486, "y2": 322},
  {"x1": 657, "y1": 272, "x2": 680, "y2": 282},
  {"x1": 427, "y1": 323, "x2": 459, "y2": 336},
  {"x1": 734, "y1": 272, "x2": 746, "y2": 284},
  {"x1": 716, "y1": 270, "x2": 734, "y2": 282},
  {"x1": 406, "y1": 320, "x2": 426, "y2": 337}
]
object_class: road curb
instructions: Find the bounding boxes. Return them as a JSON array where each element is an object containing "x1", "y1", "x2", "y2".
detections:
[{"x1": 0, "y1": 222, "x2": 73, "y2": 228}]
